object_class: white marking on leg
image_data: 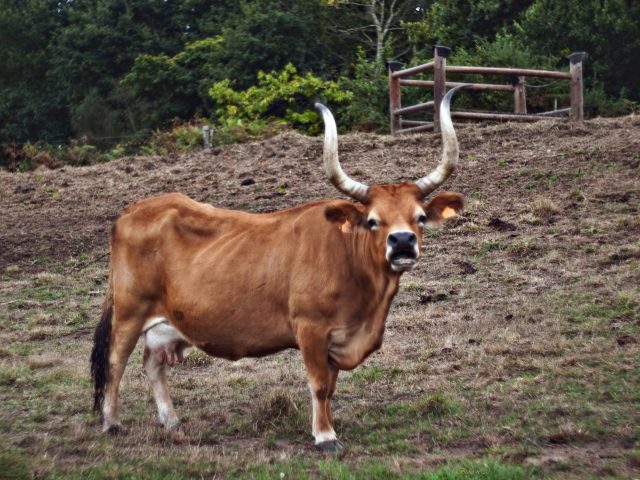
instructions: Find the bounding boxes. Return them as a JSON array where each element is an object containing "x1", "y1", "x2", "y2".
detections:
[
  {"x1": 102, "y1": 398, "x2": 122, "y2": 432},
  {"x1": 310, "y1": 383, "x2": 337, "y2": 444},
  {"x1": 315, "y1": 429, "x2": 338, "y2": 444},
  {"x1": 144, "y1": 349, "x2": 180, "y2": 429},
  {"x1": 157, "y1": 400, "x2": 178, "y2": 428},
  {"x1": 103, "y1": 398, "x2": 112, "y2": 419}
]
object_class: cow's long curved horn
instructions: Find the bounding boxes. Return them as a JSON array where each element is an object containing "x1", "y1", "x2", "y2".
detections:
[
  {"x1": 315, "y1": 103, "x2": 369, "y2": 202},
  {"x1": 415, "y1": 85, "x2": 467, "y2": 198}
]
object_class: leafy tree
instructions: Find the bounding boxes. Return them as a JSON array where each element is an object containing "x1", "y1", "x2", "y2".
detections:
[
  {"x1": 325, "y1": 0, "x2": 425, "y2": 76},
  {"x1": 518, "y1": 0, "x2": 640, "y2": 103},
  {"x1": 171, "y1": 0, "x2": 242, "y2": 39},
  {"x1": 216, "y1": 0, "x2": 338, "y2": 89},
  {"x1": 2, "y1": 0, "x2": 639, "y2": 157},
  {"x1": 403, "y1": 0, "x2": 639, "y2": 115},
  {"x1": 43, "y1": 0, "x2": 242, "y2": 142},
  {"x1": 49, "y1": 0, "x2": 188, "y2": 104},
  {"x1": 404, "y1": 0, "x2": 534, "y2": 54},
  {"x1": 121, "y1": 37, "x2": 226, "y2": 129},
  {"x1": 0, "y1": 0, "x2": 68, "y2": 145},
  {"x1": 338, "y1": 47, "x2": 391, "y2": 132}
]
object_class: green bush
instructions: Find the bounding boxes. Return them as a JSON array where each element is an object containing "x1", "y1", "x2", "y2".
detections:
[
  {"x1": 65, "y1": 143, "x2": 104, "y2": 166},
  {"x1": 1, "y1": 141, "x2": 102, "y2": 171},
  {"x1": 212, "y1": 118, "x2": 285, "y2": 146},
  {"x1": 140, "y1": 123, "x2": 205, "y2": 156},
  {"x1": 1, "y1": 121, "x2": 210, "y2": 170},
  {"x1": 584, "y1": 83, "x2": 638, "y2": 117},
  {"x1": 209, "y1": 63, "x2": 352, "y2": 139}
]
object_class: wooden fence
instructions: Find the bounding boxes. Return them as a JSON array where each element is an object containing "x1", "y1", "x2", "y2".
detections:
[{"x1": 388, "y1": 46, "x2": 587, "y2": 134}]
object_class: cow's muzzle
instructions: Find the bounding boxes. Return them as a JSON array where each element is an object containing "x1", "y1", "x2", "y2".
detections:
[{"x1": 386, "y1": 231, "x2": 418, "y2": 271}]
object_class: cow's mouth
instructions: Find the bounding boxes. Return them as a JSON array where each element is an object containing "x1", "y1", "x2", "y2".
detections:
[{"x1": 390, "y1": 251, "x2": 417, "y2": 271}]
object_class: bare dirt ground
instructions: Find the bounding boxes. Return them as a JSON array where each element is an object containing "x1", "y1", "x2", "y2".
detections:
[{"x1": 0, "y1": 116, "x2": 639, "y2": 479}]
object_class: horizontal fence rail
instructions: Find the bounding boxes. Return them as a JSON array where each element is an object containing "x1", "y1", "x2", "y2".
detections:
[
  {"x1": 400, "y1": 79, "x2": 516, "y2": 92},
  {"x1": 394, "y1": 101, "x2": 434, "y2": 116},
  {"x1": 444, "y1": 66, "x2": 571, "y2": 79},
  {"x1": 388, "y1": 46, "x2": 586, "y2": 134},
  {"x1": 390, "y1": 62, "x2": 435, "y2": 78}
]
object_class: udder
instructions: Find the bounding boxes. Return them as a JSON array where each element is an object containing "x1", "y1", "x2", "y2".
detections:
[{"x1": 144, "y1": 320, "x2": 192, "y2": 366}]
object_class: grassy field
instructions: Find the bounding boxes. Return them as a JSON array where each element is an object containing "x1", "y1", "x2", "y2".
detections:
[{"x1": 1, "y1": 116, "x2": 639, "y2": 479}]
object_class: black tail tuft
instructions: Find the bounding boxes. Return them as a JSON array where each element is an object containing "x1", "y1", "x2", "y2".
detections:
[{"x1": 90, "y1": 299, "x2": 112, "y2": 415}]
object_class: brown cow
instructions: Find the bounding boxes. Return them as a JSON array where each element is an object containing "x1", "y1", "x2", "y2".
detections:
[{"x1": 90, "y1": 86, "x2": 466, "y2": 451}]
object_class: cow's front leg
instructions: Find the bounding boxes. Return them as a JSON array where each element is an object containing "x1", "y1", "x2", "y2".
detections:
[{"x1": 297, "y1": 324, "x2": 342, "y2": 451}]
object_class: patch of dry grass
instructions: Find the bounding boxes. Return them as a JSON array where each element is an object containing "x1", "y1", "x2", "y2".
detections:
[
  {"x1": 1, "y1": 116, "x2": 639, "y2": 478},
  {"x1": 26, "y1": 353, "x2": 63, "y2": 370},
  {"x1": 529, "y1": 197, "x2": 561, "y2": 219}
]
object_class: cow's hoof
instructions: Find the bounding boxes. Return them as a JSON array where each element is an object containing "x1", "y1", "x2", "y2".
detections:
[
  {"x1": 315, "y1": 440, "x2": 343, "y2": 452},
  {"x1": 163, "y1": 419, "x2": 182, "y2": 431},
  {"x1": 102, "y1": 421, "x2": 125, "y2": 435}
]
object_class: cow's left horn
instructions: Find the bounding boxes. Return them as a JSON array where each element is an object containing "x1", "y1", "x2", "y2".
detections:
[
  {"x1": 316, "y1": 103, "x2": 368, "y2": 202},
  {"x1": 415, "y1": 85, "x2": 467, "y2": 198}
]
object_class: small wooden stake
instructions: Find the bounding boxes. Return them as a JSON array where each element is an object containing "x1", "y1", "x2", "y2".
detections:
[
  {"x1": 203, "y1": 125, "x2": 212, "y2": 149},
  {"x1": 568, "y1": 52, "x2": 586, "y2": 122},
  {"x1": 514, "y1": 76, "x2": 527, "y2": 114}
]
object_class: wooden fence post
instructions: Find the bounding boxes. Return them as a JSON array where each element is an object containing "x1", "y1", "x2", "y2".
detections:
[
  {"x1": 433, "y1": 45, "x2": 451, "y2": 133},
  {"x1": 568, "y1": 52, "x2": 586, "y2": 122},
  {"x1": 513, "y1": 76, "x2": 527, "y2": 114},
  {"x1": 202, "y1": 125, "x2": 212, "y2": 149},
  {"x1": 387, "y1": 61, "x2": 403, "y2": 134}
]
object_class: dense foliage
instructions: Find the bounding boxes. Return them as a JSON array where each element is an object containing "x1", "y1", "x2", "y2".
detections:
[
  {"x1": 1, "y1": 0, "x2": 638, "y2": 167},
  {"x1": 210, "y1": 64, "x2": 352, "y2": 138}
]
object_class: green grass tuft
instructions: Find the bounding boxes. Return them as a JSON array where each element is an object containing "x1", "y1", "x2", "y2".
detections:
[{"x1": 0, "y1": 448, "x2": 30, "y2": 480}]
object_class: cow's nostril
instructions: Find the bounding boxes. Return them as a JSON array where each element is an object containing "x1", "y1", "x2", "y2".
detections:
[
  {"x1": 408, "y1": 233, "x2": 417, "y2": 245},
  {"x1": 388, "y1": 234, "x2": 398, "y2": 245}
]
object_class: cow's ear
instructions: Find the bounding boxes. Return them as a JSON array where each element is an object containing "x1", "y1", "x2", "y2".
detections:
[
  {"x1": 423, "y1": 192, "x2": 464, "y2": 226},
  {"x1": 325, "y1": 201, "x2": 365, "y2": 228}
]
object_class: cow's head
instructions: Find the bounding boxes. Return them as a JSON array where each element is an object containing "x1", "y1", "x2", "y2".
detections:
[{"x1": 317, "y1": 87, "x2": 465, "y2": 273}]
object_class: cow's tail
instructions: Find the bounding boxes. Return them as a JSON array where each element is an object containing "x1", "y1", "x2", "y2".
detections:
[{"x1": 91, "y1": 279, "x2": 113, "y2": 416}]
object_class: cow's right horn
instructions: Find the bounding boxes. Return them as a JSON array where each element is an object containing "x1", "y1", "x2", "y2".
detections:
[
  {"x1": 316, "y1": 103, "x2": 369, "y2": 202},
  {"x1": 415, "y1": 85, "x2": 467, "y2": 198}
]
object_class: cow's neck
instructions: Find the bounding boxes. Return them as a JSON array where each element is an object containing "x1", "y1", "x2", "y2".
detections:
[
  {"x1": 347, "y1": 227, "x2": 401, "y2": 309},
  {"x1": 326, "y1": 229, "x2": 401, "y2": 370}
]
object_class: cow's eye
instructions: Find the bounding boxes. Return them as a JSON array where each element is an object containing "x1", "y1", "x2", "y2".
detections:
[
  {"x1": 367, "y1": 218, "x2": 378, "y2": 229},
  {"x1": 417, "y1": 214, "x2": 427, "y2": 225}
]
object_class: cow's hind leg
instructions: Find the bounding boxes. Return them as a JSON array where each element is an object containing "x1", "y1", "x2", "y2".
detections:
[
  {"x1": 102, "y1": 316, "x2": 142, "y2": 433},
  {"x1": 143, "y1": 319, "x2": 191, "y2": 429}
]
